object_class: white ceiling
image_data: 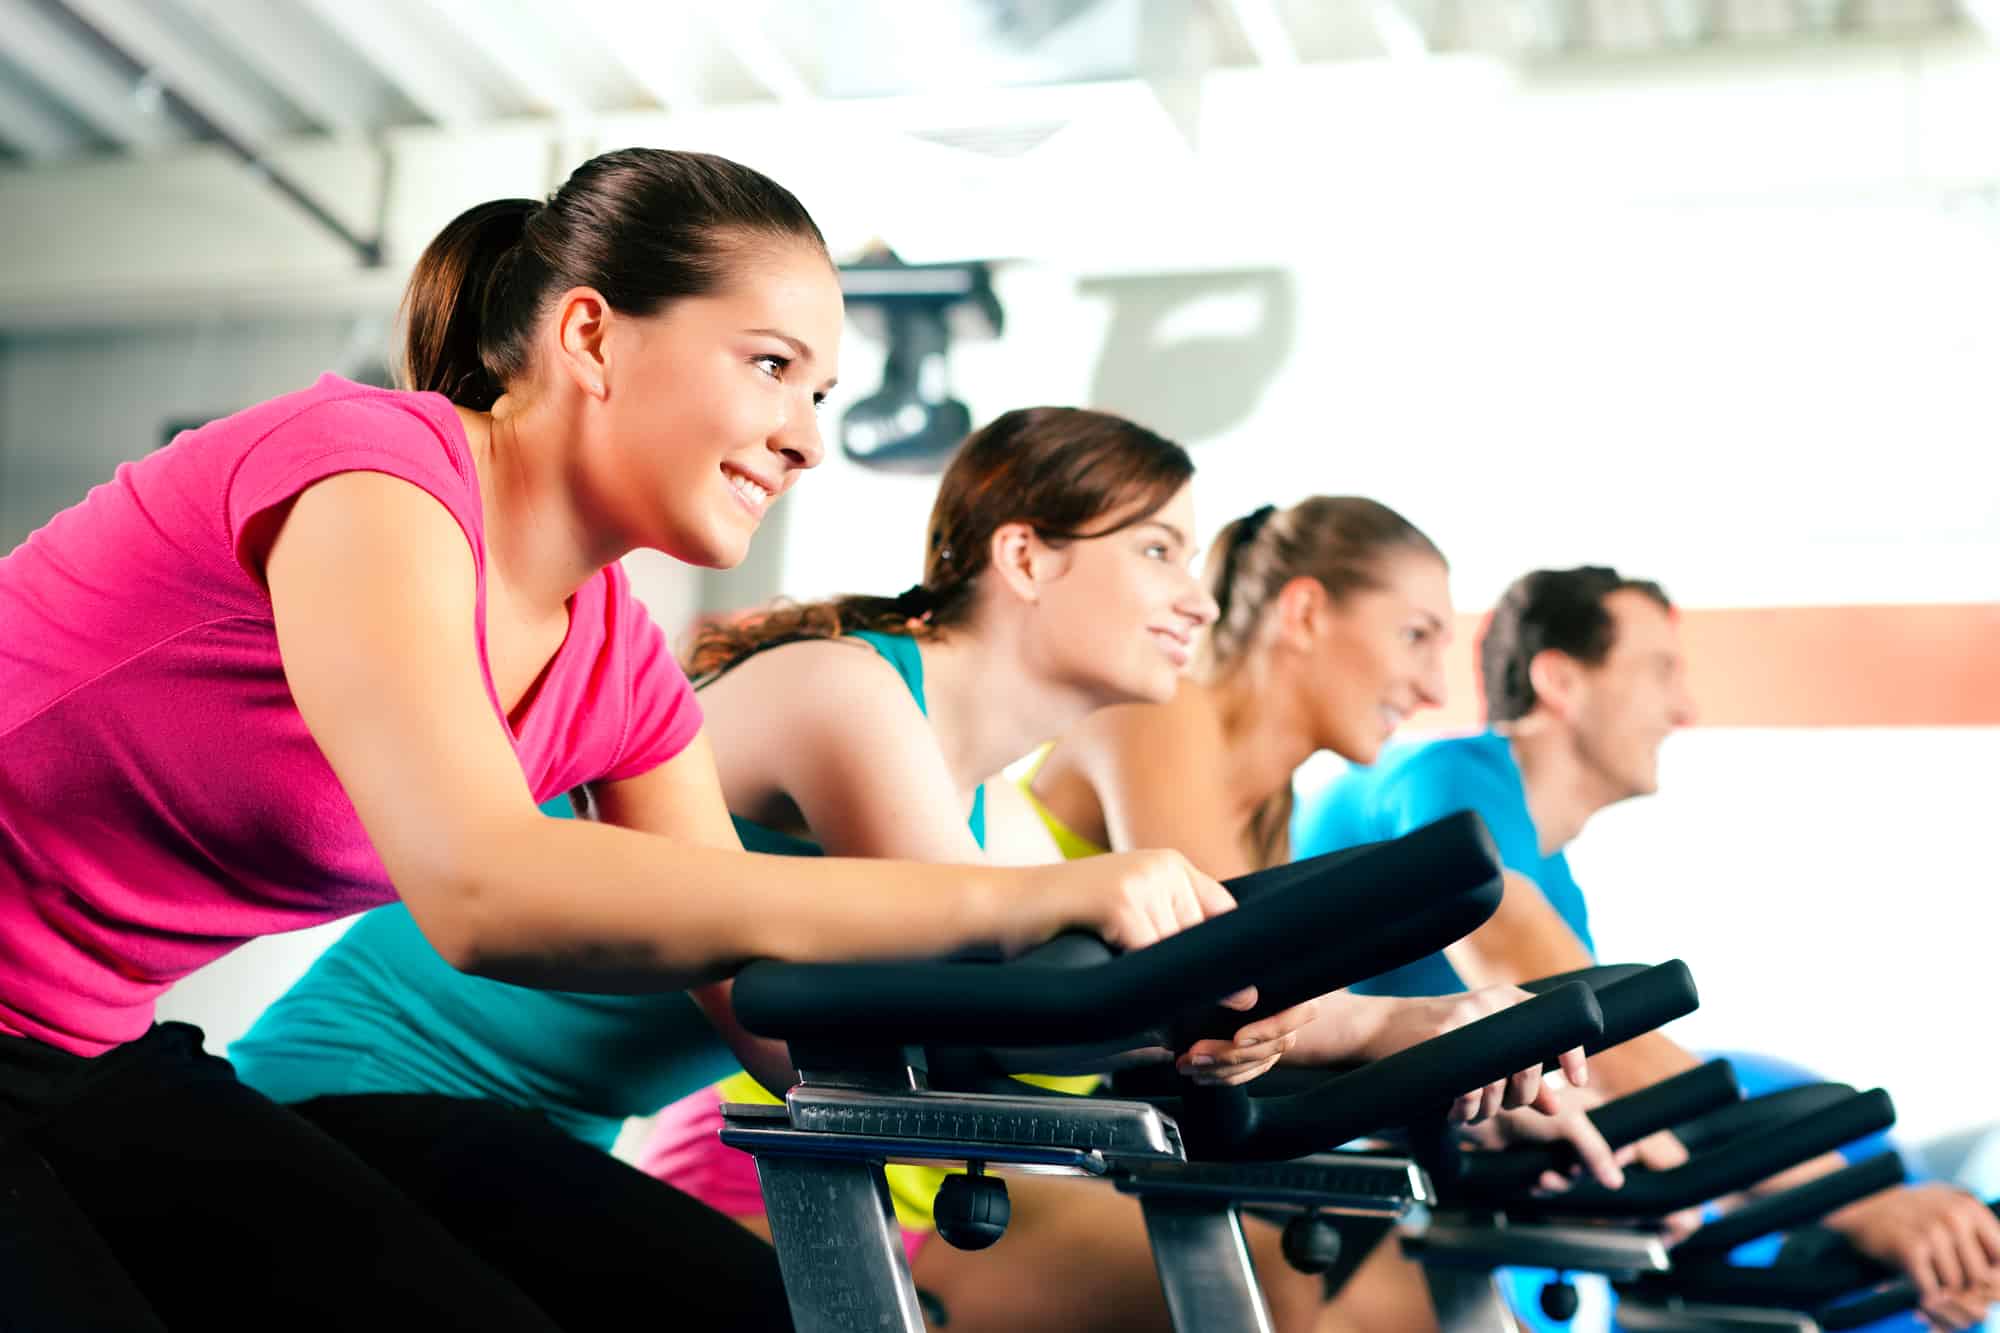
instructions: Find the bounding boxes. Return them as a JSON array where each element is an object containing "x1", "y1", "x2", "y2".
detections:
[{"x1": 0, "y1": 0, "x2": 1979, "y2": 166}]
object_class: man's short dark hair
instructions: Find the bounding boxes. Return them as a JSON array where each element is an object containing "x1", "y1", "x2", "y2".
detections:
[{"x1": 1481, "y1": 567, "x2": 1673, "y2": 723}]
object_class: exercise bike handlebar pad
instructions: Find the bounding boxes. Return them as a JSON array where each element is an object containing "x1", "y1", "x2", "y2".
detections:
[
  {"x1": 733, "y1": 812, "x2": 1504, "y2": 1047},
  {"x1": 1674, "y1": 1082, "x2": 1857, "y2": 1155},
  {"x1": 1643, "y1": 1198, "x2": 2000, "y2": 1322},
  {"x1": 1451, "y1": 1059, "x2": 1741, "y2": 1197},
  {"x1": 1523, "y1": 960, "x2": 1700, "y2": 1057},
  {"x1": 1517, "y1": 1088, "x2": 1896, "y2": 1219},
  {"x1": 1560, "y1": 960, "x2": 1688, "y2": 1056},
  {"x1": 1588, "y1": 1058, "x2": 1738, "y2": 1147},
  {"x1": 1670, "y1": 1152, "x2": 1906, "y2": 1262},
  {"x1": 1176, "y1": 876, "x2": 1505, "y2": 1040},
  {"x1": 1525, "y1": 963, "x2": 1654, "y2": 992},
  {"x1": 1168, "y1": 982, "x2": 1605, "y2": 1161}
]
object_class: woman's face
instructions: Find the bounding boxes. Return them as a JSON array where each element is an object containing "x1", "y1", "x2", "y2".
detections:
[
  {"x1": 590, "y1": 239, "x2": 844, "y2": 568},
  {"x1": 1307, "y1": 550, "x2": 1453, "y2": 765},
  {"x1": 1030, "y1": 482, "x2": 1219, "y2": 708}
]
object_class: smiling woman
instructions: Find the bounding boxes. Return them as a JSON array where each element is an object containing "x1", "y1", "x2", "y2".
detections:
[
  {"x1": 682, "y1": 405, "x2": 1211, "y2": 702},
  {"x1": 0, "y1": 146, "x2": 1245, "y2": 1330},
  {"x1": 395, "y1": 156, "x2": 844, "y2": 581},
  {"x1": 219, "y1": 402, "x2": 1247, "y2": 1331},
  {"x1": 1029, "y1": 495, "x2": 1454, "y2": 874},
  {"x1": 878, "y1": 499, "x2": 1614, "y2": 1333}
]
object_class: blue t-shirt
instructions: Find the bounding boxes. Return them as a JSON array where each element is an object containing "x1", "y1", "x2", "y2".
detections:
[
  {"x1": 1291, "y1": 729, "x2": 1594, "y2": 996},
  {"x1": 230, "y1": 630, "x2": 982, "y2": 1147}
]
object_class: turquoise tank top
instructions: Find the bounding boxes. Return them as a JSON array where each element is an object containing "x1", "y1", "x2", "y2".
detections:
[{"x1": 230, "y1": 630, "x2": 983, "y2": 1147}]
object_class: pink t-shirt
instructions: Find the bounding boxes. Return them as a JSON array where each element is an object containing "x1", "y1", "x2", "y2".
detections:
[{"x1": 0, "y1": 374, "x2": 702, "y2": 1056}]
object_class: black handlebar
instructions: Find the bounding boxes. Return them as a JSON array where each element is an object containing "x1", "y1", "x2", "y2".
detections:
[
  {"x1": 1672, "y1": 1152, "x2": 1906, "y2": 1262},
  {"x1": 734, "y1": 813, "x2": 1504, "y2": 1048},
  {"x1": 1449, "y1": 1059, "x2": 1741, "y2": 1199},
  {"x1": 1521, "y1": 960, "x2": 1700, "y2": 1057},
  {"x1": 1169, "y1": 982, "x2": 1606, "y2": 1161},
  {"x1": 1675, "y1": 1081, "x2": 1857, "y2": 1155},
  {"x1": 1517, "y1": 1088, "x2": 1896, "y2": 1219}
]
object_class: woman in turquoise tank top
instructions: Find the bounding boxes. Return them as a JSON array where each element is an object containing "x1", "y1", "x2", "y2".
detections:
[
  {"x1": 237, "y1": 413, "x2": 1603, "y2": 1332},
  {"x1": 627, "y1": 427, "x2": 1601, "y2": 1331},
  {"x1": 231, "y1": 406, "x2": 1323, "y2": 1331}
]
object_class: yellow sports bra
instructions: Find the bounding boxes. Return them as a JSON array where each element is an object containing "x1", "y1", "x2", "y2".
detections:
[
  {"x1": 716, "y1": 743, "x2": 1109, "y2": 1233},
  {"x1": 1015, "y1": 741, "x2": 1109, "y2": 859}
]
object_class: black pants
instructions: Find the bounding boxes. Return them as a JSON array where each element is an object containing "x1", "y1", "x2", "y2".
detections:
[
  {"x1": 0, "y1": 1023, "x2": 792, "y2": 1331},
  {"x1": 292, "y1": 1092, "x2": 797, "y2": 1331}
]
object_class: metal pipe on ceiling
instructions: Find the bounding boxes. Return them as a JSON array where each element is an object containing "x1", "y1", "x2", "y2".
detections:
[{"x1": 29, "y1": 0, "x2": 385, "y2": 268}]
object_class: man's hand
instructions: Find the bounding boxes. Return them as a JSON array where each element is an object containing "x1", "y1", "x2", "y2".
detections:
[{"x1": 1829, "y1": 1183, "x2": 2000, "y2": 1331}]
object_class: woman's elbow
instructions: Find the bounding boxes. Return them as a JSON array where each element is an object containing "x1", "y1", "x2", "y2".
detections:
[{"x1": 396, "y1": 861, "x2": 508, "y2": 974}]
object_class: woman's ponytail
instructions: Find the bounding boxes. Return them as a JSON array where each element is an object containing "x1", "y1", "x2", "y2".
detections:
[{"x1": 395, "y1": 198, "x2": 537, "y2": 411}]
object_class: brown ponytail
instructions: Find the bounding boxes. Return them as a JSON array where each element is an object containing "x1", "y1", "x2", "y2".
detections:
[
  {"x1": 398, "y1": 199, "x2": 537, "y2": 411},
  {"x1": 686, "y1": 407, "x2": 1193, "y2": 681}
]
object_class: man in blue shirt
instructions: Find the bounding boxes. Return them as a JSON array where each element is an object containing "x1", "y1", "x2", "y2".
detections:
[
  {"x1": 1296, "y1": 566, "x2": 1999, "y2": 1331},
  {"x1": 1295, "y1": 567, "x2": 1686, "y2": 995}
]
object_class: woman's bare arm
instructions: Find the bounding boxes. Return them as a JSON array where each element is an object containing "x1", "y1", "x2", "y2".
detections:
[{"x1": 263, "y1": 472, "x2": 1226, "y2": 990}]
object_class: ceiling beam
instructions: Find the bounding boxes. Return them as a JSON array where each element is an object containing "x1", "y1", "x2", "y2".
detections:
[
  {"x1": 34, "y1": 0, "x2": 383, "y2": 264},
  {"x1": 188, "y1": 0, "x2": 380, "y2": 137},
  {"x1": 1225, "y1": 0, "x2": 1302, "y2": 67},
  {"x1": 571, "y1": 0, "x2": 701, "y2": 113},
  {"x1": 1792, "y1": 0, "x2": 1855, "y2": 31},
  {"x1": 1653, "y1": 0, "x2": 1721, "y2": 44},
  {"x1": 1512, "y1": 0, "x2": 1578, "y2": 52},
  {"x1": 0, "y1": 66, "x2": 96, "y2": 159},
  {"x1": 1372, "y1": 0, "x2": 1433, "y2": 59},
  {"x1": 1963, "y1": 0, "x2": 2000, "y2": 41},
  {"x1": 5, "y1": 0, "x2": 185, "y2": 149},
  {"x1": 417, "y1": 0, "x2": 596, "y2": 120},
  {"x1": 294, "y1": 0, "x2": 499, "y2": 128},
  {"x1": 57, "y1": 0, "x2": 296, "y2": 145},
  {"x1": 701, "y1": 7, "x2": 813, "y2": 103}
]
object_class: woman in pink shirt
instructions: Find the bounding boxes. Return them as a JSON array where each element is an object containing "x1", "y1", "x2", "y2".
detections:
[{"x1": 0, "y1": 147, "x2": 1245, "y2": 1330}]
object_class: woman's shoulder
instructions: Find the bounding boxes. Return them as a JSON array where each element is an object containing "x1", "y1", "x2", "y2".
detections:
[
  {"x1": 1066, "y1": 679, "x2": 1224, "y2": 767},
  {"x1": 698, "y1": 634, "x2": 918, "y2": 724}
]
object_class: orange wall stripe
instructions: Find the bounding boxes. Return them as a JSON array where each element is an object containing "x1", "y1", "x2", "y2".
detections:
[{"x1": 1426, "y1": 603, "x2": 2000, "y2": 729}]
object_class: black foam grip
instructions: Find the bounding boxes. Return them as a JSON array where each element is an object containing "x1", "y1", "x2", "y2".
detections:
[
  {"x1": 1589, "y1": 1059, "x2": 1739, "y2": 1146},
  {"x1": 1177, "y1": 982, "x2": 1605, "y2": 1162},
  {"x1": 1450, "y1": 1060, "x2": 1740, "y2": 1198},
  {"x1": 1579, "y1": 960, "x2": 1699, "y2": 1054},
  {"x1": 733, "y1": 811, "x2": 1502, "y2": 1045},
  {"x1": 1630, "y1": 1198, "x2": 1996, "y2": 1326},
  {"x1": 1638, "y1": 1260, "x2": 1884, "y2": 1312},
  {"x1": 1522, "y1": 963, "x2": 1653, "y2": 994},
  {"x1": 1518, "y1": 1088, "x2": 1897, "y2": 1219},
  {"x1": 1181, "y1": 885, "x2": 1503, "y2": 1041},
  {"x1": 1675, "y1": 1082, "x2": 1857, "y2": 1155},
  {"x1": 1672, "y1": 1153, "x2": 1905, "y2": 1262},
  {"x1": 1673, "y1": 1195, "x2": 1999, "y2": 1316},
  {"x1": 1816, "y1": 1281, "x2": 1922, "y2": 1330}
]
